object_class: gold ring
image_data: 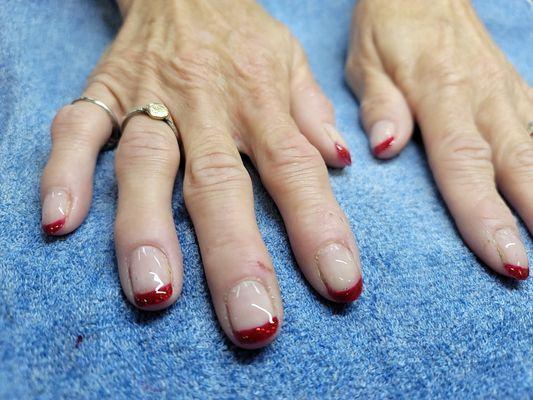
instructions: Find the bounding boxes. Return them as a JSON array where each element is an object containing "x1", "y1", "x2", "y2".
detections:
[{"x1": 121, "y1": 103, "x2": 178, "y2": 137}]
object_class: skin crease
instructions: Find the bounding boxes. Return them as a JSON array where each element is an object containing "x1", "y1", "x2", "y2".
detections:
[
  {"x1": 346, "y1": 0, "x2": 532, "y2": 279},
  {"x1": 39, "y1": 0, "x2": 531, "y2": 349}
]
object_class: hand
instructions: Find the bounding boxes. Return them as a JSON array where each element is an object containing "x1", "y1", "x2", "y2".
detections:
[
  {"x1": 40, "y1": 0, "x2": 363, "y2": 348},
  {"x1": 346, "y1": 0, "x2": 532, "y2": 279}
]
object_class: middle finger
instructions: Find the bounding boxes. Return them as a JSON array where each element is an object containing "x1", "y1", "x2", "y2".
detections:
[{"x1": 179, "y1": 97, "x2": 284, "y2": 349}]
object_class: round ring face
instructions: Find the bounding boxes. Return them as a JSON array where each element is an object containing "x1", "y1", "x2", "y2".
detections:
[{"x1": 146, "y1": 103, "x2": 169, "y2": 120}]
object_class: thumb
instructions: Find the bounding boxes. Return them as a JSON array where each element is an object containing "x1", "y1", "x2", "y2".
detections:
[{"x1": 348, "y1": 64, "x2": 414, "y2": 159}]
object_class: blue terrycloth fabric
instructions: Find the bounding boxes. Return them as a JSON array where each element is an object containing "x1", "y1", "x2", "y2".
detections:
[{"x1": 0, "y1": 0, "x2": 531, "y2": 398}]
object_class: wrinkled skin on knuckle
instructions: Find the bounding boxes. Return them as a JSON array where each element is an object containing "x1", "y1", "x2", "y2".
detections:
[
  {"x1": 115, "y1": 126, "x2": 179, "y2": 180},
  {"x1": 498, "y1": 141, "x2": 533, "y2": 181},
  {"x1": 260, "y1": 131, "x2": 326, "y2": 192},
  {"x1": 183, "y1": 147, "x2": 249, "y2": 203},
  {"x1": 51, "y1": 106, "x2": 101, "y2": 150},
  {"x1": 434, "y1": 134, "x2": 494, "y2": 188}
]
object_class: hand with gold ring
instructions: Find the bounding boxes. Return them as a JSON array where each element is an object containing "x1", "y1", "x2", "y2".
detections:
[{"x1": 40, "y1": 0, "x2": 362, "y2": 348}]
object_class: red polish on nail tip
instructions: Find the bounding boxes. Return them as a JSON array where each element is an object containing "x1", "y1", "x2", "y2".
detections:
[
  {"x1": 373, "y1": 137, "x2": 395, "y2": 156},
  {"x1": 327, "y1": 278, "x2": 363, "y2": 303},
  {"x1": 504, "y1": 264, "x2": 529, "y2": 280},
  {"x1": 234, "y1": 317, "x2": 279, "y2": 345},
  {"x1": 42, "y1": 217, "x2": 66, "y2": 235},
  {"x1": 335, "y1": 143, "x2": 352, "y2": 166},
  {"x1": 134, "y1": 283, "x2": 173, "y2": 306}
]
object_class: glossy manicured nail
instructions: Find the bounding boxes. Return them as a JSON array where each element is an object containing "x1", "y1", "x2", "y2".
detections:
[
  {"x1": 130, "y1": 246, "x2": 173, "y2": 307},
  {"x1": 41, "y1": 189, "x2": 69, "y2": 235},
  {"x1": 370, "y1": 120, "x2": 395, "y2": 157},
  {"x1": 227, "y1": 280, "x2": 279, "y2": 345},
  {"x1": 323, "y1": 123, "x2": 352, "y2": 166},
  {"x1": 317, "y1": 243, "x2": 362, "y2": 302},
  {"x1": 494, "y1": 229, "x2": 529, "y2": 280},
  {"x1": 335, "y1": 143, "x2": 352, "y2": 166}
]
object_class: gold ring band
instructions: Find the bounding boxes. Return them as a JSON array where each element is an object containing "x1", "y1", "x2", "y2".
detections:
[{"x1": 121, "y1": 103, "x2": 178, "y2": 138}]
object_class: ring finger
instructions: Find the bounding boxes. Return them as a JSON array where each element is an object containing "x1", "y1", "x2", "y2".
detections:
[
  {"x1": 477, "y1": 97, "x2": 533, "y2": 235},
  {"x1": 246, "y1": 102, "x2": 363, "y2": 303}
]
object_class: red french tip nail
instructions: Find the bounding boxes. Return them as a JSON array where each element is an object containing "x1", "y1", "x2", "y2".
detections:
[
  {"x1": 504, "y1": 264, "x2": 529, "y2": 280},
  {"x1": 42, "y1": 217, "x2": 66, "y2": 235},
  {"x1": 327, "y1": 278, "x2": 363, "y2": 303},
  {"x1": 134, "y1": 283, "x2": 173, "y2": 307},
  {"x1": 234, "y1": 316, "x2": 279, "y2": 345},
  {"x1": 373, "y1": 137, "x2": 395, "y2": 156},
  {"x1": 335, "y1": 143, "x2": 352, "y2": 166}
]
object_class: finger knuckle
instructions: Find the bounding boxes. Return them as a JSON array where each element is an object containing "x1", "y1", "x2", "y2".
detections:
[
  {"x1": 184, "y1": 147, "x2": 249, "y2": 201},
  {"x1": 51, "y1": 105, "x2": 97, "y2": 148},
  {"x1": 115, "y1": 124, "x2": 179, "y2": 176},
  {"x1": 500, "y1": 141, "x2": 533, "y2": 178},
  {"x1": 436, "y1": 134, "x2": 494, "y2": 186},
  {"x1": 260, "y1": 128, "x2": 324, "y2": 187},
  {"x1": 440, "y1": 134, "x2": 492, "y2": 162}
]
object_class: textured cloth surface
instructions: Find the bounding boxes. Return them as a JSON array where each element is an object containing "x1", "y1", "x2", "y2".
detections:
[{"x1": 0, "y1": 0, "x2": 532, "y2": 399}]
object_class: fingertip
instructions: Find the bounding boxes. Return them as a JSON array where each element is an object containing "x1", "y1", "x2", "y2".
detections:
[
  {"x1": 325, "y1": 277, "x2": 363, "y2": 303},
  {"x1": 120, "y1": 244, "x2": 183, "y2": 312},
  {"x1": 40, "y1": 187, "x2": 88, "y2": 236},
  {"x1": 368, "y1": 118, "x2": 413, "y2": 160},
  {"x1": 492, "y1": 228, "x2": 530, "y2": 281},
  {"x1": 225, "y1": 279, "x2": 282, "y2": 349},
  {"x1": 324, "y1": 123, "x2": 353, "y2": 168},
  {"x1": 503, "y1": 264, "x2": 529, "y2": 280},
  {"x1": 357, "y1": 74, "x2": 414, "y2": 160},
  {"x1": 316, "y1": 242, "x2": 363, "y2": 304}
]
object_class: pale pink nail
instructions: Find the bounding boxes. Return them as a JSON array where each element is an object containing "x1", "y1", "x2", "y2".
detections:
[
  {"x1": 370, "y1": 120, "x2": 395, "y2": 156},
  {"x1": 494, "y1": 229, "x2": 529, "y2": 280},
  {"x1": 317, "y1": 243, "x2": 362, "y2": 302},
  {"x1": 129, "y1": 246, "x2": 173, "y2": 307},
  {"x1": 227, "y1": 280, "x2": 279, "y2": 345},
  {"x1": 41, "y1": 189, "x2": 69, "y2": 235}
]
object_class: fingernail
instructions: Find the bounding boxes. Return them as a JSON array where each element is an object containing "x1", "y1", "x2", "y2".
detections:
[
  {"x1": 494, "y1": 229, "x2": 529, "y2": 280},
  {"x1": 129, "y1": 246, "x2": 173, "y2": 307},
  {"x1": 323, "y1": 123, "x2": 352, "y2": 166},
  {"x1": 317, "y1": 243, "x2": 363, "y2": 302},
  {"x1": 370, "y1": 120, "x2": 395, "y2": 157},
  {"x1": 41, "y1": 189, "x2": 69, "y2": 235},
  {"x1": 227, "y1": 280, "x2": 279, "y2": 345}
]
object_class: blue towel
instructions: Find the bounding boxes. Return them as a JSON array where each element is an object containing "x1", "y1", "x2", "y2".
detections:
[{"x1": 0, "y1": 0, "x2": 531, "y2": 398}]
